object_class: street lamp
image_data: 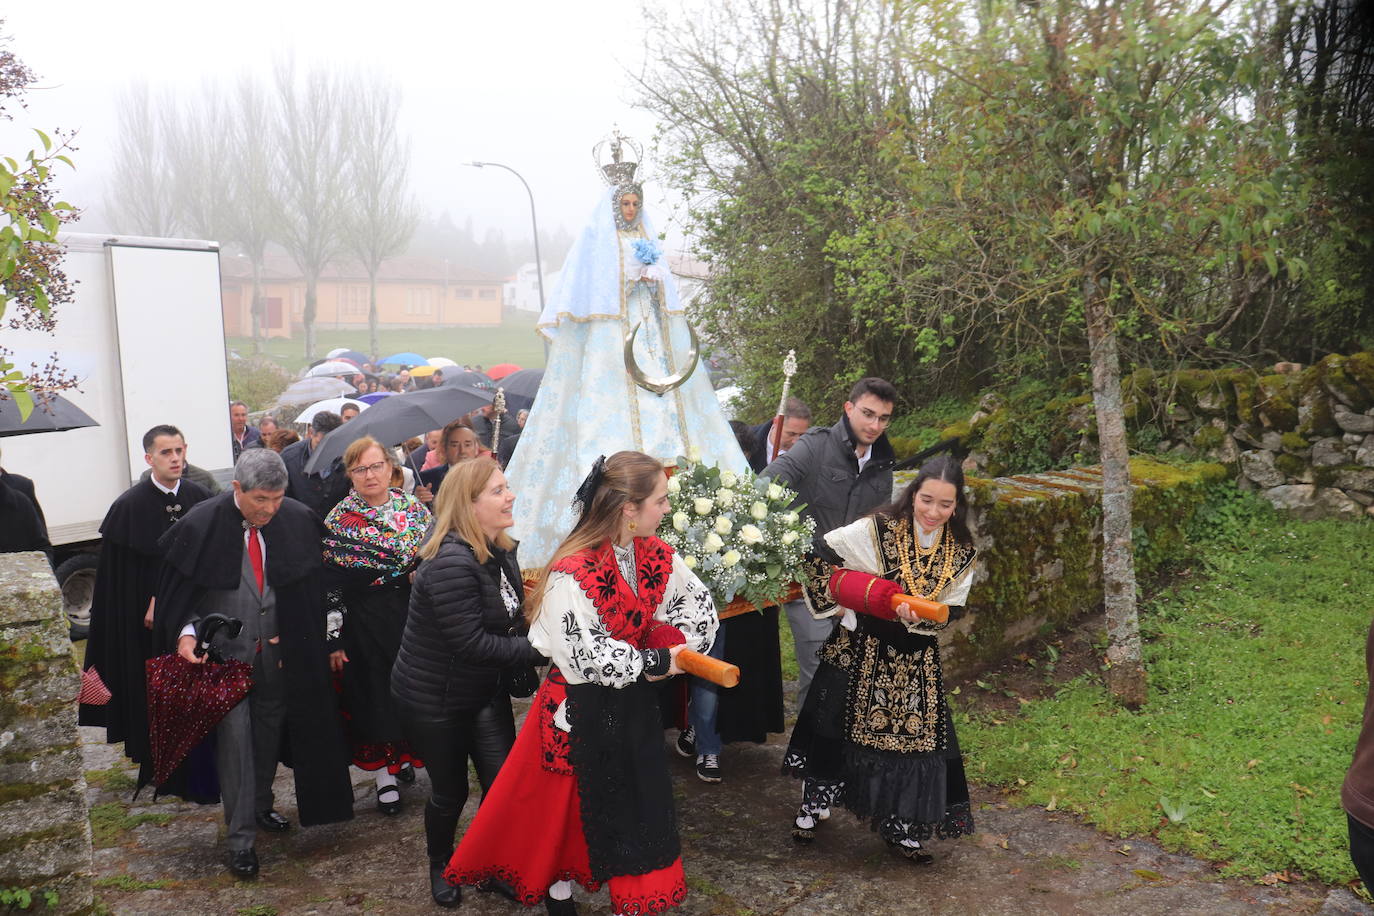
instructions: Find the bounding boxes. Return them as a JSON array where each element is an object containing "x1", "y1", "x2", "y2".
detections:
[{"x1": 464, "y1": 161, "x2": 546, "y2": 317}]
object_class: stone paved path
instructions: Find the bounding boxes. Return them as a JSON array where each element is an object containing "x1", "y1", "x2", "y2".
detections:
[{"x1": 82, "y1": 716, "x2": 1371, "y2": 916}]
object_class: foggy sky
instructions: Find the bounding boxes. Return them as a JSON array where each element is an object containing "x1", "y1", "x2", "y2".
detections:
[{"x1": 0, "y1": 0, "x2": 688, "y2": 257}]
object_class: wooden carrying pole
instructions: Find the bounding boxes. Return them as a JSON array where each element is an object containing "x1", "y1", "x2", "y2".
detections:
[{"x1": 676, "y1": 649, "x2": 740, "y2": 688}]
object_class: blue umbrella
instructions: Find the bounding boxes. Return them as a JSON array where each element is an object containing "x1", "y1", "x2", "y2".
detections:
[
  {"x1": 379, "y1": 352, "x2": 428, "y2": 367},
  {"x1": 357, "y1": 392, "x2": 392, "y2": 405}
]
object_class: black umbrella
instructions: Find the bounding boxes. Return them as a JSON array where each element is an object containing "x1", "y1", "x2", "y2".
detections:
[
  {"x1": 0, "y1": 392, "x2": 99, "y2": 437},
  {"x1": 495, "y1": 368, "x2": 544, "y2": 412},
  {"x1": 441, "y1": 370, "x2": 494, "y2": 391},
  {"x1": 306, "y1": 385, "x2": 493, "y2": 473}
]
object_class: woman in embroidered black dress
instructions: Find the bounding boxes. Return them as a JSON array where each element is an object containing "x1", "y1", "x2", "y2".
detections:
[
  {"x1": 783, "y1": 454, "x2": 979, "y2": 863},
  {"x1": 447, "y1": 451, "x2": 718, "y2": 916},
  {"x1": 322, "y1": 437, "x2": 431, "y2": 815}
]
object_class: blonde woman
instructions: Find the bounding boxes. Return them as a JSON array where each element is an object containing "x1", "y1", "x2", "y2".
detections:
[
  {"x1": 390, "y1": 458, "x2": 545, "y2": 908},
  {"x1": 446, "y1": 451, "x2": 718, "y2": 916}
]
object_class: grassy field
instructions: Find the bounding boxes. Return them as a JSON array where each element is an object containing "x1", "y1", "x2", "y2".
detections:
[
  {"x1": 958, "y1": 508, "x2": 1374, "y2": 886},
  {"x1": 227, "y1": 312, "x2": 546, "y2": 375}
]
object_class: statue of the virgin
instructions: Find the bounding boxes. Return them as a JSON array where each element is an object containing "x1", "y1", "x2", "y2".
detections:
[{"x1": 505, "y1": 132, "x2": 748, "y2": 566}]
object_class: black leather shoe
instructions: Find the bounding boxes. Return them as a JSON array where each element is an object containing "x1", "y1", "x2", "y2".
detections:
[
  {"x1": 888, "y1": 840, "x2": 934, "y2": 865},
  {"x1": 429, "y1": 862, "x2": 461, "y2": 908},
  {"x1": 377, "y1": 787, "x2": 403, "y2": 816},
  {"x1": 477, "y1": 877, "x2": 519, "y2": 902},
  {"x1": 545, "y1": 896, "x2": 578, "y2": 916},
  {"x1": 255, "y1": 810, "x2": 291, "y2": 832},
  {"x1": 397, "y1": 762, "x2": 416, "y2": 784},
  {"x1": 227, "y1": 847, "x2": 259, "y2": 879}
]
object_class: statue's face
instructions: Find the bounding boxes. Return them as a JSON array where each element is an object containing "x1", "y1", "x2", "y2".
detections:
[{"x1": 619, "y1": 192, "x2": 641, "y2": 227}]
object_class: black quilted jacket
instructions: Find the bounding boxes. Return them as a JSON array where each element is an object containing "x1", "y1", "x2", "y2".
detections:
[{"x1": 390, "y1": 532, "x2": 544, "y2": 720}]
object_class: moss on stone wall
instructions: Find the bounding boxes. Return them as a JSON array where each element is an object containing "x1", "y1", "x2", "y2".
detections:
[{"x1": 947, "y1": 459, "x2": 1226, "y2": 673}]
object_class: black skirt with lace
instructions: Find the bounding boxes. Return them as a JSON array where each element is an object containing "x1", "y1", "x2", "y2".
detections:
[{"x1": 782, "y1": 615, "x2": 974, "y2": 840}]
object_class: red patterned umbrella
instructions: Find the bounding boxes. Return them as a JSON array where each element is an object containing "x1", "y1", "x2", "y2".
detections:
[{"x1": 144, "y1": 617, "x2": 254, "y2": 787}]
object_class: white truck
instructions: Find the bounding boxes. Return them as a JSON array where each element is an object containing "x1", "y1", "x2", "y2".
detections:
[{"x1": 2, "y1": 233, "x2": 234, "y2": 636}]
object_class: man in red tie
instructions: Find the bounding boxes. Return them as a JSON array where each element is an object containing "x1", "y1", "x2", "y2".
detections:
[{"x1": 154, "y1": 449, "x2": 353, "y2": 879}]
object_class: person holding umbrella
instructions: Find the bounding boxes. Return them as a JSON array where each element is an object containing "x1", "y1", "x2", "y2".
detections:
[
  {"x1": 153, "y1": 449, "x2": 353, "y2": 879},
  {"x1": 322, "y1": 437, "x2": 432, "y2": 816}
]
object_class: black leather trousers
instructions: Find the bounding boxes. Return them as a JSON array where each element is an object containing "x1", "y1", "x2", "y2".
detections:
[{"x1": 401, "y1": 696, "x2": 517, "y2": 862}]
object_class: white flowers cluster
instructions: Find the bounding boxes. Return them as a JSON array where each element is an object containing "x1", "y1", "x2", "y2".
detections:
[{"x1": 659, "y1": 460, "x2": 815, "y2": 607}]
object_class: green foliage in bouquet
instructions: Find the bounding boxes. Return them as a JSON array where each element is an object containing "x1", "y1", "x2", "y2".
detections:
[{"x1": 658, "y1": 459, "x2": 815, "y2": 608}]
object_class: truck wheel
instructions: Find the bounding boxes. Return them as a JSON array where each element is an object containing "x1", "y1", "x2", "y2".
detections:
[{"x1": 55, "y1": 553, "x2": 99, "y2": 641}]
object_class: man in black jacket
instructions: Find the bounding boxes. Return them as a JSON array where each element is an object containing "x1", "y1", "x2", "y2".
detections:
[
  {"x1": 278, "y1": 410, "x2": 349, "y2": 519},
  {"x1": 763, "y1": 377, "x2": 898, "y2": 708}
]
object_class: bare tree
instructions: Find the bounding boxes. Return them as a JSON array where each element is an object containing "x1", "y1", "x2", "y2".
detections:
[
  {"x1": 220, "y1": 77, "x2": 282, "y2": 353},
  {"x1": 161, "y1": 85, "x2": 229, "y2": 240},
  {"x1": 272, "y1": 59, "x2": 350, "y2": 360},
  {"x1": 340, "y1": 74, "x2": 418, "y2": 359},
  {"x1": 106, "y1": 82, "x2": 176, "y2": 236}
]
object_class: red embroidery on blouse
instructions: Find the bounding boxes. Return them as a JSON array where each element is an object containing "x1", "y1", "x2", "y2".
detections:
[{"x1": 552, "y1": 538, "x2": 675, "y2": 648}]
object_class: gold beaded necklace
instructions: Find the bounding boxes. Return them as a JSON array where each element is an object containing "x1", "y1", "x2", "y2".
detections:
[{"x1": 893, "y1": 516, "x2": 959, "y2": 600}]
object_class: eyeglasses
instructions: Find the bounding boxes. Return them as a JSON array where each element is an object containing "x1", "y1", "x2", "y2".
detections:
[{"x1": 348, "y1": 460, "x2": 389, "y2": 478}]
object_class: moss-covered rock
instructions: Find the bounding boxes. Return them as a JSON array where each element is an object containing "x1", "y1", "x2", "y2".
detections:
[
  {"x1": 1323, "y1": 353, "x2": 1374, "y2": 412},
  {"x1": 1255, "y1": 374, "x2": 1299, "y2": 430},
  {"x1": 1280, "y1": 431, "x2": 1311, "y2": 452},
  {"x1": 1274, "y1": 452, "x2": 1309, "y2": 480},
  {"x1": 1193, "y1": 426, "x2": 1226, "y2": 450},
  {"x1": 1345, "y1": 352, "x2": 1374, "y2": 404},
  {"x1": 951, "y1": 459, "x2": 1226, "y2": 674}
]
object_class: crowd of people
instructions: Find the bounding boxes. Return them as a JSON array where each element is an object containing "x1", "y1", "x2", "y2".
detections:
[{"x1": 49, "y1": 372, "x2": 994, "y2": 915}]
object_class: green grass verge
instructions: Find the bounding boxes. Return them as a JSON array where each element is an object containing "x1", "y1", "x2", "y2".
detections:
[
  {"x1": 227, "y1": 312, "x2": 546, "y2": 375},
  {"x1": 959, "y1": 514, "x2": 1374, "y2": 885}
]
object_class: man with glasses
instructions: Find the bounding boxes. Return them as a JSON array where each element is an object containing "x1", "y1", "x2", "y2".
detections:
[{"x1": 763, "y1": 377, "x2": 899, "y2": 709}]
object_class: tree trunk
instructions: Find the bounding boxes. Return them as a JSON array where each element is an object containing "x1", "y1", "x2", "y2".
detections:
[
  {"x1": 250, "y1": 262, "x2": 264, "y2": 355},
  {"x1": 368, "y1": 268, "x2": 379, "y2": 361},
  {"x1": 304, "y1": 274, "x2": 318, "y2": 361},
  {"x1": 1083, "y1": 265, "x2": 1147, "y2": 709}
]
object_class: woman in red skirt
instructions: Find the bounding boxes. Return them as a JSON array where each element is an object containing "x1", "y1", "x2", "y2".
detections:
[{"x1": 446, "y1": 451, "x2": 718, "y2": 916}]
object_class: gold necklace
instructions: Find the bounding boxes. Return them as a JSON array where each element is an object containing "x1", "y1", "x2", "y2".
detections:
[{"x1": 894, "y1": 516, "x2": 959, "y2": 600}]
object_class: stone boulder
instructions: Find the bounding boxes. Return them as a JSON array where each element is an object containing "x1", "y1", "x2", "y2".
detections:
[
  {"x1": 1312, "y1": 437, "x2": 1350, "y2": 468},
  {"x1": 1334, "y1": 406, "x2": 1374, "y2": 435},
  {"x1": 1261, "y1": 484, "x2": 1362, "y2": 520},
  {"x1": 1239, "y1": 449, "x2": 1285, "y2": 488}
]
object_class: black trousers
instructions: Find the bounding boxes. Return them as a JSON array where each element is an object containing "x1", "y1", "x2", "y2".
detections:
[
  {"x1": 402, "y1": 696, "x2": 517, "y2": 861},
  {"x1": 1350, "y1": 812, "x2": 1374, "y2": 890}
]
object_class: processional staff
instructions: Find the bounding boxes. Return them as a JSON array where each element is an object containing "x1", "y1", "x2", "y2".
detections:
[
  {"x1": 491, "y1": 388, "x2": 506, "y2": 453},
  {"x1": 769, "y1": 350, "x2": 798, "y2": 461}
]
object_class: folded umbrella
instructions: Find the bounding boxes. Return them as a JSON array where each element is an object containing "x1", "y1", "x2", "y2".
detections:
[
  {"x1": 0, "y1": 392, "x2": 99, "y2": 437},
  {"x1": 144, "y1": 614, "x2": 253, "y2": 788},
  {"x1": 306, "y1": 385, "x2": 493, "y2": 473}
]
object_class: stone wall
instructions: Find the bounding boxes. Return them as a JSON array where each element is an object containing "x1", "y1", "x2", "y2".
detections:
[
  {"x1": 934, "y1": 458, "x2": 1227, "y2": 675},
  {"x1": 0, "y1": 552, "x2": 93, "y2": 914},
  {"x1": 943, "y1": 351, "x2": 1374, "y2": 521}
]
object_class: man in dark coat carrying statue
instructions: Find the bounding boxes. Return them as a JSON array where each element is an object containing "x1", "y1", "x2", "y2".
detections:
[{"x1": 153, "y1": 448, "x2": 353, "y2": 879}]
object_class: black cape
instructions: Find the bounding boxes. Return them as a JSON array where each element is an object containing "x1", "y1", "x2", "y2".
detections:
[
  {"x1": 79, "y1": 478, "x2": 211, "y2": 764},
  {"x1": 0, "y1": 478, "x2": 50, "y2": 558},
  {"x1": 151, "y1": 492, "x2": 354, "y2": 827}
]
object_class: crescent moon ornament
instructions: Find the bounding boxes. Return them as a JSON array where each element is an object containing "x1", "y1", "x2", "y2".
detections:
[{"x1": 624, "y1": 321, "x2": 701, "y2": 396}]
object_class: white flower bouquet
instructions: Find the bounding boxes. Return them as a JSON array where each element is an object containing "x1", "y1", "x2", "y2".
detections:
[{"x1": 657, "y1": 459, "x2": 815, "y2": 608}]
